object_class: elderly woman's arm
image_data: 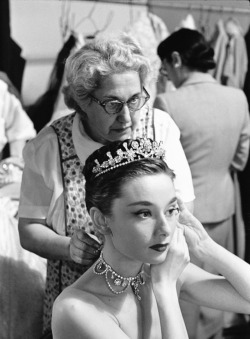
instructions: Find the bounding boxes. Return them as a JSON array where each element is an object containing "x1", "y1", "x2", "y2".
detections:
[
  {"x1": 18, "y1": 218, "x2": 71, "y2": 260},
  {"x1": 18, "y1": 126, "x2": 99, "y2": 264},
  {"x1": 18, "y1": 218, "x2": 99, "y2": 264}
]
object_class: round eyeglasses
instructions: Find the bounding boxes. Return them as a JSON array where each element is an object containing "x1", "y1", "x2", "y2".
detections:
[{"x1": 89, "y1": 87, "x2": 150, "y2": 115}]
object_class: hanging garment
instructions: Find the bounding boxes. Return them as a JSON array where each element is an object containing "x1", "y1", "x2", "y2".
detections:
[
  {"x1": 26, "y1": 34, "x2": 76, "y2": 132},
  {"x1": 211, "y1": 18, "x2": 248, "y2": 89},
  {"x1": 0, "y1": 195, "x2": 46, "y2": 339},
  {"x1": 0, "y1": 72, "x2": 22, "y2": 102},
  {"x1": 178, "y1": 13, "x2": 197, "y2": 30},
  {"x1": 125, "y1": 12, "x2": 169, "y2": 103},
  {"x1": 0, "y1": 0, "x2": 26, "y2": 93},
  {"x1": 239, "y1": 24, "x2": 250, "y2": 265},
  {"x1": 243, "y1": 24, "x2": 250, "y2": 106}
]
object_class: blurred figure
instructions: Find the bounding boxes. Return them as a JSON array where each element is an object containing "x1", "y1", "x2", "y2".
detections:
[
  {"x1": 0, "y1": 78, "x2": 36, "y2": 160},
  {"x1": 154, "y1": 28, "x2": 250, "y2": 339},
  {"x1": 0, "y1": 78, "x2": 45, "y2": 339},
  {"x1": 0, "y1": 76, "x2": 36, "y2": 199}
]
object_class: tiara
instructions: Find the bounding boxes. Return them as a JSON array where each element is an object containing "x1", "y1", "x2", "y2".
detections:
[{"x1": 92, "y1": 138, "x2": 165, "y2": 177}]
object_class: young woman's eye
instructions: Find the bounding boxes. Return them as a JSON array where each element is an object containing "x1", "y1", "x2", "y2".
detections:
[
  {"x1": 135, "y1": 210, "x2": 151, "y2": 218},
  {"x1": 166, "y1": 207, "x2": 179, "y2": 217}
]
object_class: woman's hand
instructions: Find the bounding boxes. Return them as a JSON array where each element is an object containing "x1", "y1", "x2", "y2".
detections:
[
  {"x1": 151, "y1": 227, "x2": 190, "y2": 287},
  {"x1": 69, "y1": 229, "x2": 101, "y2": 265},
  {"x1": 177, "y1": 197, "x2": 211, "y2": 255},
  {"x1": 0, "y1": 156, "x2": 24, "y2": 170},
  {"x1": 0, "y1": 157, "x2": 24, "y2": 187}
]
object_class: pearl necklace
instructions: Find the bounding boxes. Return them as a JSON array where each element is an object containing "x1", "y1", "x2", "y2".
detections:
[{"x1": 93, "y1": 252, "x2": 145, "y2": 301}]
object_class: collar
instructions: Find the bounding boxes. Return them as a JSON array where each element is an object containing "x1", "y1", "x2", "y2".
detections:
[
  {"x1": 181, "y1": 72, "x2": 217, "y2": 87},
  {"x1": 72, "y1": 113, "x2": 103, "y2": 164}
]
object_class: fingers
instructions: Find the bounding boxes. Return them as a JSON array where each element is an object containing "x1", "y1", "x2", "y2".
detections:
[
  {"x1": 0, "y1": 157, "x2": 24, "y2": 170},
  {"x1": 70, "y1": 252, "x2": 99, "y2": 266},
  {"x1": 177, "y1": 222, "x2": 185, "y2": 233},
  {"x1": 69, "y1": 229, "x2": 101, "y2": 265},
  {"x1": 176, "y1": 227, "x2": 190, "y2": 261},
  {"x1": 176, "y1": 194, "x2": 187, "y2": 213},
  {"x1": 169, "y1": 226, "x2": 186, "y2": 251},
  {"x1": 73, "y1": 230, "x2": 100, "y2": 252}
]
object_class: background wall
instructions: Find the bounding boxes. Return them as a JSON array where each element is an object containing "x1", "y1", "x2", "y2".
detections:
[
  {"x1": 152, "y1": 1, "x2": 250, "y2": 34},
  {"x1": 9, "y1": 0, "x2": 250, "y2": 106},
  {"x1": 10, "y1": 0, "x2": 148, "y2": 105}
]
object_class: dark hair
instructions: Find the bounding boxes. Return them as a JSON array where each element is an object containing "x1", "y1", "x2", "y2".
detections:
[
  {"x1": 83, "y1": 139, "x2": 175, "y2": 215},
  {"x1": 157, "y1": 28, "x2": 215, "y2": 72}
]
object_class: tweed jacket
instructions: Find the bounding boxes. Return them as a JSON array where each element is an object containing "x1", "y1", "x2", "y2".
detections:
[{"x1": 154, "y1": 72, "x2": 250, "y2": 223}]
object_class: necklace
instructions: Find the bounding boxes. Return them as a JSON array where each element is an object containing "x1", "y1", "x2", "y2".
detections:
[{"x1": 93, "y1": 252, "x2": 145, "y2": 301}]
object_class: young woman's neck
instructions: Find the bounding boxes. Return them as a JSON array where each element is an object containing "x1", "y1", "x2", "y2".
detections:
[{"x1": 102, "y1": 243, "x2": 144, "y2": 278}]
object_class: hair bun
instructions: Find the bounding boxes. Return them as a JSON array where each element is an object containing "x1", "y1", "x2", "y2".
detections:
[
  {"x1": 157, "y1": 28, "x2": 216, "y2": 72},
  {"x1": 188, "y1": 45, "x2": 216, "y2": 71}
]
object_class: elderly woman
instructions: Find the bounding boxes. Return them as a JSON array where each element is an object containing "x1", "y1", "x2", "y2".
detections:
[{"x1": 18, "y1": 33, "x2": 194, "y2": 336}]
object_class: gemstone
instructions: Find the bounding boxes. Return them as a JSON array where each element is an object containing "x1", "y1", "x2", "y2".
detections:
[{"x1": 114, "y1": 278, "x2": 122, "y2": 286}]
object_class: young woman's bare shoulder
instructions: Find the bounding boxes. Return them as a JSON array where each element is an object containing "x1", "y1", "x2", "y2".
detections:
[
  {"x1": 53, "y1": 286, "x2": 116, "y2": 319},
  {"x1": 52, "y1": 287, "x2": 128, "y2": 339}
]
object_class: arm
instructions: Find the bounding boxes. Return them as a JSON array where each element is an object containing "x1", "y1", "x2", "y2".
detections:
[
  {"x1": 9, "y1": 139, "x2": 26, "y2": 158},
  {"x1": 151, "y1": 287, "x2": 188, "y2": 339},
  {"x1": 19, "y1": 217, "x2": 100, "y2": 263},
  {"x1": 151, "y1": 228, "x2": 189, "y2": 338},
  {"x1": 18, "y1": 217, "x2": 71, "y2": 260},
  {"x1": 18, "y1": 129, "x2": 99, "y2": 264},
  {"x1": 231, "y1": 94, "x2": 250, "y2": 172},
  {"x1": 178, "y1": 198, "x2": 250, "y2": 314}
]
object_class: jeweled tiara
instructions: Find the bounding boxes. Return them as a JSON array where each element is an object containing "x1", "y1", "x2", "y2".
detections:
[{"x1": 92, "y1": 138, "x2": 165, "y2": 177}]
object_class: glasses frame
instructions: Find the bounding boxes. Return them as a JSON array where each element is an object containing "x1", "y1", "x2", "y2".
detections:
[{"x1": 89, "y1": 87, "x2": 150, "y2": 116}]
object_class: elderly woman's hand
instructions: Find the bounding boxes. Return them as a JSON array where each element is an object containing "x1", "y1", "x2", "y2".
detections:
[
  {"x1": 177, "y1": 197, "x2": 211, "y2": 256},
  {"x1": 69, "y1": 229, "x2": 101, "y2": 265}
]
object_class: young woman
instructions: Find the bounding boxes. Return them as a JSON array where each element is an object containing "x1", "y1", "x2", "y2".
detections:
[{"x1": 52, "y1": 138, "x2": 250, "y2": 339}]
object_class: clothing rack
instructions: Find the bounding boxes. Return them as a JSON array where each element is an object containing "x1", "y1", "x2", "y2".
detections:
[
  {"x1": 79, "y1": 0, "x2": 250, "y2": 15},
  {"x1": 156, "y1": 2, "x2": 250, "y2": 15}
]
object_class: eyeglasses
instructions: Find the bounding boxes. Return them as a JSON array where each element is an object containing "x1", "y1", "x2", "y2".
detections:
[
  {"x1": 159, "y1": 67, "x2": 168, "y2": 77},
  {"x1": 89, "y1": 87, "x2": 150, "y2": 115}
]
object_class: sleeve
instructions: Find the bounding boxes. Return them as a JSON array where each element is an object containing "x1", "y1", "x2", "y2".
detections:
[
  {"x1": 2, "y1": 85, "x2": 36, "y2": 143},
  {"x1": 231, "y1": 94, "x2": 250, "y2": 171},
  {"x1": 18, "y1": 127, "x2": 64, "y2": 228},
  {"x1": 154, "y1": 109, "x2": 195, "y2": 203}
]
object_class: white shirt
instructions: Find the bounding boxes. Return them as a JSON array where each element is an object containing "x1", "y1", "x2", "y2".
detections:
[{"x1": 0, "y1": 80, "x2": 36, "y2": 152}]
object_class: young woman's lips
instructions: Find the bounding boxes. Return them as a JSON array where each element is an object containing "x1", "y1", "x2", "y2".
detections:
[
  {"x1": 113, "y1": 126, "x2": 131, "y2": 133},
  {"x1": 150, "y1": 244, "x2": 168, "y2": 252}
]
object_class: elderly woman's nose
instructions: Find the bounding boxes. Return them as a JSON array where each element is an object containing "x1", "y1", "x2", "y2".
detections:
[{"x1": 117, "y1": 105, "x2": 132, "y2": 123}]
